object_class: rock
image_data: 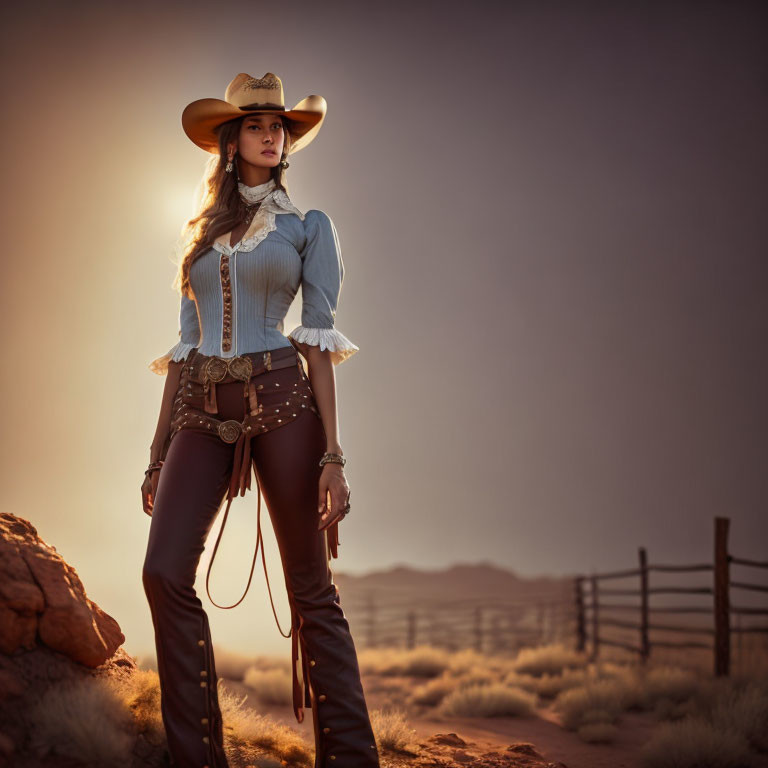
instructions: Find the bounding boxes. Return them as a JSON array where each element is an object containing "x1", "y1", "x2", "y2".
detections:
[
  {"x1": 507, "y1": 742, "x2": 543, "y2": 757},
  {"x1": 430, "y1": 732, "x2": 467, "y2": 747},
  {"x1": 0, "y1": 513, "x2": 153, "y2": 764},
  {"x1": 0, "y1": 513, "x2": 124, "y2": 666}
]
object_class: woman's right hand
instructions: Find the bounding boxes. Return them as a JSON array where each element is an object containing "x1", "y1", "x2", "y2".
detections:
[{"x1": 141, "y1": 470, "x2": 161, "y2": 517}]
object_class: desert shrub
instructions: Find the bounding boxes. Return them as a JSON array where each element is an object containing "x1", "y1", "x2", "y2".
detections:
[
  {"x1": 688, "y1": 677, "x2": 768, "y2": 754},
  {"x1": 438, "y1": 682, "x2": 537, "y2": 717},
  {"x1": 217, "y1": 686, "x2": 313, "y2": 766},
  {"x1": 243, "y1": 665, "x2": 293, "y2": 706},
  {"x1": 554, "y1": 679, "x2": 625, "y2": 732},
  {"x1": 27, "y1": 677, "x2": 135, "y2": 767},
  {"x1": 505, "y1": 667, "x2": 589, "y2": 699},
  {"x1": 639, "y1": 716, "x2": 759, "y2": 768},
  {"x1": 370, "y1": 707, "x2": 421, "y2": 755},
  {"x1": 357, "y1": 645, "x2": 451, "y2": 678},
  {"x1": 512, "y1": 643, "x2": 588, "y2": 677}
]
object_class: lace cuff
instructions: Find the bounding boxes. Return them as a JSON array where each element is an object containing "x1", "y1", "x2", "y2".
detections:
[
  {"x1": 287, "y1": 326, "x2": 359, "y2": 365},
  {"x1": 148, "y1": 339, "x2": 197, "y2": 376}
]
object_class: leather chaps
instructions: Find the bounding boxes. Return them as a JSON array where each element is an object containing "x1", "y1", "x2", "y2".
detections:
[{"x1": 142, "y1": 345, "x2": 379, "y2": 767}]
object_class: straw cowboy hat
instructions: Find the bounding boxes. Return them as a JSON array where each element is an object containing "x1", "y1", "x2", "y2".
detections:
[{"x1": 181, "y1": 72, "x2": 327, "y2": 155}]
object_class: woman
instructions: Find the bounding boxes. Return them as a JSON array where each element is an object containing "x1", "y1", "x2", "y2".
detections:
[{"x1": 140, "y1": 72, "x2": 379, "y2": 768}]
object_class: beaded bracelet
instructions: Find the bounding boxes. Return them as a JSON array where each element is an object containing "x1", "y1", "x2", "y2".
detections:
[
  {"x1": 319, "y1": 452, "x2": 346, "y2": 468},
  {"x1": 145, "y1": 460, "x2": 164, "y2": 478}
]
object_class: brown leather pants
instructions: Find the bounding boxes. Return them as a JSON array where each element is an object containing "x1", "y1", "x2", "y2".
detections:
[{"x1": 143, "y1": 346, "x2": 380, "y2": 768}]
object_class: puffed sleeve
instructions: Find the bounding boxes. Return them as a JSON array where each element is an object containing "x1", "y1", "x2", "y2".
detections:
[
  {"x1": 148, "y1": 292, "x2": 201, "y2": 375},
  {"x1": 287, "y1": 209, "x2": 359, "y2": 365}
]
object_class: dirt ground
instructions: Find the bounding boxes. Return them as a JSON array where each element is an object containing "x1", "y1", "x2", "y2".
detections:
[{"x1": 224, "y1": 675, "x2": 662, "y2": 768}]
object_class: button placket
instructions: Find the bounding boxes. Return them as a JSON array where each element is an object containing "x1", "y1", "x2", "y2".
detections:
[{"x1": 219, "y1": 245, "x2": 239, "y2": 355}]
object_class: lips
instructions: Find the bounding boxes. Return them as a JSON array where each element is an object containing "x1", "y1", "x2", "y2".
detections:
[{"x1": 262, "y1": 150, "x2": 276, "y2": 155}]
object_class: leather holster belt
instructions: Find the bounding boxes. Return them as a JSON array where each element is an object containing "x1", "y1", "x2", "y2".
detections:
[{"x1": 186, "y1": 346, "x2": 302, "y2": 415}]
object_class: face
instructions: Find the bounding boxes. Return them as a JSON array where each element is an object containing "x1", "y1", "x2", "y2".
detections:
[{"x1": 229, "y1": 113, "x2": 286, "y2": 170}]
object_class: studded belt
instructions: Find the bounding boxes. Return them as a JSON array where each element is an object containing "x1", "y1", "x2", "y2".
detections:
[{"x1": 168, "y1": 344, "x2": 339, "y2": 724}]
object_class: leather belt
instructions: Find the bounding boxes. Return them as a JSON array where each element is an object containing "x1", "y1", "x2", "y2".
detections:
[{"x1": 186, "y1": 347, "x2": 301, "y2": 415}]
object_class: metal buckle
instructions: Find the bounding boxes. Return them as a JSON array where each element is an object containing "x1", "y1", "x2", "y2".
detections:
[
  {"x1": 218, "y1": 420, "x2": 243, "y2": 443},
  {"x1": 228, "y1": 356, "x2": 253, "y2": 381},
  {"x1": 263, "y1": 350, "x2": 272, "y2": 371},
  {"x1": 205, "y1": 355, "x2": 253, "y2": 383},
  {"x1": 205, "y1": 357, "x2": 228, "y2": 382}
]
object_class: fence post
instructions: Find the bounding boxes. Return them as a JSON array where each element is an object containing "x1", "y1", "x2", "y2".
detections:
[
  {"x1": 474, "y1": 606, "x2": 483, "y2": 653},
  {"x1": 590, "y1": 573, "x2": 600, "y2": 662},
  {"x1": 406, "y1": 611, "x2": 416, "y2": 649},
  {"x1": 639, "y1": 547, "x2": 649, "y2": 664},
  {"x1": 714, "y1": 516, "x2": 730, "y2": 676},
  {"x1": 575, "y1": 577, "x2": 585, "y2": 652}
]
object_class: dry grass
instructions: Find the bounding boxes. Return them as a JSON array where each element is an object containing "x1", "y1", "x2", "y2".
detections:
[
  {"x1": 554, "y1": 678, "x2": 626, "y2": 732},
  {"x1": 511, "y1": 642, "x2": 589, "y2": 677},
  {"x1": 639, "y1": 717, "x2": 760, "y2": 768},
  {"x1": 503, "y1": 667, "x2": 589, "y2": 699},
  {"x1": 409, "y1": 667, "x2": 497, "y2": 707},
  {"x1": 357, "y1": 645, "x2": 453, "y2": 678},
  {"x1": 409, "y1": 674, "x2": 457, "y2": 706},
  {"x1": 243, "y1": 665, "x2": 294, "y2": 706},
  {"x1": 119, "y1": 668, "x2": 165, "y2": 740},
  {"x1": 438, "y1": 682, "x2": 538, "y2": 718},
  {"x1": 686, "y1": 677, "x2": 768, "y2": 754},
  {"x1": 218, "y1": 686, "x2": 314, "y2": 767},
  {"x1": 27, "y1": 677, "x2": 135, "y2": 767},
  {"x1": 369, "y1": 707, "x2": 421, "y2": 755}
]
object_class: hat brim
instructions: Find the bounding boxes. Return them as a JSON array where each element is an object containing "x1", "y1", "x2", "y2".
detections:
[{"x1": 181, "y1": 94, "x2": 327, "y2": 155}]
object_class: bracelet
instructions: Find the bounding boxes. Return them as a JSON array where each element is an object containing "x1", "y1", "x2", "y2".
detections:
[
  {"x1": 319, "y1": 452, "x2": 346, "y2": 468},
  {"x1": 145, "y1": 460, "x2": 164, "y2": 478}
]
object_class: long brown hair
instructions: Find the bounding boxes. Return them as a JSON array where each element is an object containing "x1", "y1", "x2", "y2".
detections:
[{"x1": 173, "y1": 114, "x2": 293, "y2": 298}]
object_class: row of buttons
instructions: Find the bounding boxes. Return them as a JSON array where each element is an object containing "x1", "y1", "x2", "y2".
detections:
[
  {"x1": 220, "y1": 250, "x2": 233, "y2": 352},
  {"x1": 198, "y1": 638, "x2": 212, "y2": 766},
  {"x1": 309, "y1": 656, "x2": 377, "y2": 762}
]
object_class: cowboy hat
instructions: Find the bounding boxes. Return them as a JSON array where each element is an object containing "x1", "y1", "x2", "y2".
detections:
[{"x1": 181, "y1": 72, "x2": 327, "y2": 155}]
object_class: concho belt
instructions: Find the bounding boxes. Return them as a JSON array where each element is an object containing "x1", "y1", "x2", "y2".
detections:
[{"x1": 167, "y1": 345, "x2": 338, "y2": 724}]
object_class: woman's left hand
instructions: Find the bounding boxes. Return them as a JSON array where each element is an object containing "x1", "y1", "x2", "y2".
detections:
[{"x1": 318, "y1": 463, "x2": 350, "y2": 531}]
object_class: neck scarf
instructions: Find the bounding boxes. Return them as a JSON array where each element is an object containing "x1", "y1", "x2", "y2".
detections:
[{"x1": 213, "y1": 178, "x2": 305, "y2": 254}]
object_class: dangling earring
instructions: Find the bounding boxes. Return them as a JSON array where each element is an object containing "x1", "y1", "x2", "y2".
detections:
[
  {"x1": 225, "y1": 157, "x2": 234, "y2": 173},
  {"x1": 279, "y1": 157, "x2": 290, "y2": 170}
]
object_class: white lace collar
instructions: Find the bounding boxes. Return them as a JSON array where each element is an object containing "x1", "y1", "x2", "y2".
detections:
[
  {"x1": 212, "y1": 179, "x2": 305, "y2": 254},
  {"x1": 237, "y1": 178, "x2": 276, "y2": 204}
]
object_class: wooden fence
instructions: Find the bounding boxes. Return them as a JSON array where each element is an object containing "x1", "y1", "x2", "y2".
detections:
[
  {"x1": 344, "y1": 588, "x2": 574, "y2": 655},
  {"x1": 338, "y1": 516, "x2": 765, "y2": 676},
  {"x1": 574, "y1": 516, "x2": 768, "y2": 675}
]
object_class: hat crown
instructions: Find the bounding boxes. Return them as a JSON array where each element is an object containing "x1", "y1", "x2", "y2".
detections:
[{"x1": 225, "y1": 72, "x2": 285, "y2": 111}]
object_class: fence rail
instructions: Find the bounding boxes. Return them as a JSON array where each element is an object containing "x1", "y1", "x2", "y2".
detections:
[{"x1": 574, "y1": 516, "x2": 768, "y2": 675}]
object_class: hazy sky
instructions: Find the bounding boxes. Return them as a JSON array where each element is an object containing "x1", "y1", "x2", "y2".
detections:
[{"x1": 1, "y1": 0, "x2": 766, "y2": 657}]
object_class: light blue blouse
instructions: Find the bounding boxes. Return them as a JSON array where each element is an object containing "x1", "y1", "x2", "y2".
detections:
[{"x1": 149, "y1": 207, "x2": 359, "y2": 375}]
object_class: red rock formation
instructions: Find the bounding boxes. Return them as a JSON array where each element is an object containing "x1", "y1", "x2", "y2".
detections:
[{"x1": 0, "y1": 513, "x2": 124, "y2": 666}]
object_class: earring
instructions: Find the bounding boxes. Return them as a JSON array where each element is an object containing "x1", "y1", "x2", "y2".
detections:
[
  {"x1": 279, "y1": 159, "x2": 289, "y2": 170},
  {"x1": 225, "y1": 158, "x2": 234, "y2": 173}
]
